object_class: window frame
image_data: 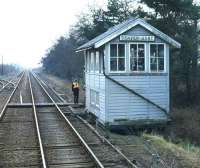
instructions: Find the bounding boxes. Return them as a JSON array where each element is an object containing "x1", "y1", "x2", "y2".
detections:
[
  {"x1": 99, "y1": 52, "x2": 103, "y2": 73},
  {"x1": 95, "y1": 91, "x2": 100, "y2": 108},
  {"x1": 90, "y1": 90, "x2": 95, "y2": 105},
  {"x1": 90, "y1": 51, "x2": 95, "y2": 73},
  {"x1": 95, "y1": 51, "x2": 100, "y2": 73},
  {"x1": 90, "y1": 89, "x2": 100, "y2": 108},
  {"x1": 86, "y1": 51, "x2": 90, "y2": 72},
  {"x1": 149, "y1": 43, "x2": 166, "y2": 73},
  {"x1": 84, "y1": 53, "x2": 87, "y2": 72},
  {"x1": 109, "y1": 43, "x2": 126, "y2": 73},
  {"x1": 129, "y1": 43, "x2": 146, "y2": 72}
]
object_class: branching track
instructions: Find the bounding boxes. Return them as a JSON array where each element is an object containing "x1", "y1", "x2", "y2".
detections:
[
  {"x1": 0, "y1": 72, "x2": 42, "y2": 167},
  {"x1": 0, "y1": 71, "x2": 138, "y2": 168}
]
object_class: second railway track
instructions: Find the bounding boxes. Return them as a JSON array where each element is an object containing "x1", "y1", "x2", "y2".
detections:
[
  {"x1": 0, "y1": 71, "x2": 138, "y2": 168},
  {"x1": 0, "y1": 72, "x2": 42, "y2": 167}
]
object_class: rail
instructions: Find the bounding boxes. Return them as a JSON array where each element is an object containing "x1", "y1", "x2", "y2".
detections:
[
  {"x1": 28, "y1": 72, "x2": 47, "y2": 168},
  {"x1": 0, "y1": 71, "x2": 25, "y2": 120},
  {"x1": 35, "y1": 74, "x2": 66, "y2": 103},
  {"x1": 0, "y1": 81, "x2": 4, "y2": 87},
  {"x1": 31, "y1": 72, "x2": 105, "y2": 168},
  {"x1": 34, "y1": 72, "x2": 138, "y2": 168},
  {"x1": 0, "y1": 73, "x2": 21, "y2": 93}
]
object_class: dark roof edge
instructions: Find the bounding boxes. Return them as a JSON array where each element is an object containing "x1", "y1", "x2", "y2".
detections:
[{"x1": 76, "y1": 18, "x2": 181, "y2": 52}]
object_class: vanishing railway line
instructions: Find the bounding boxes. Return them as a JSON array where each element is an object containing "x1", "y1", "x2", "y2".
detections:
[
  {"x1": 0, "y1": 71, "x2": 138, "y2": 168},
  {"x1": 0, "y1": 72, "x2": 42, "y2": 167}
]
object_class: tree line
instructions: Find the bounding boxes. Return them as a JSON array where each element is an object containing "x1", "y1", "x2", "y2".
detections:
[
  {"x1": 42, "y1": 0, "x2": 200, "y2": 106},
  {"x1": 0, "y1": 64, "x2": 20, "y2": 76}
]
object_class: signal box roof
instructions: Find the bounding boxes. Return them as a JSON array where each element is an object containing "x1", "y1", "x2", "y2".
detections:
[{"x1": 76, "y1": 18, "x2": 181, "y2": 52}]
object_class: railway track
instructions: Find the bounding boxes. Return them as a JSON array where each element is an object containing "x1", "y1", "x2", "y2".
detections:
[
  {"x1": 30, "y1": 72, "x2": 103, "y2": 168},
  {"x1": 0, "y1": 72, "x2": 42, "y2": 167},
  {"x1": 0, "y1": 72, "x2": 22, "y2": 91},
  {"x1": 0, "y1": 72, "x2": 104, "y2": 168},
  {"x1": 0, "y1": 71, "x2": 138, "y2": 168},
  {"x1": 35, "y1": 73, "x2": 138, "y2": 168},
  {"x1": 0, "y1": 72, "x2": 24, "y2": 118}
]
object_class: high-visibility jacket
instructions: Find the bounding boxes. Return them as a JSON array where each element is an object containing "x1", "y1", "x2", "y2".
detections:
[{"x1": 73, "y1": 82, "x2": 79, "y2": 89}]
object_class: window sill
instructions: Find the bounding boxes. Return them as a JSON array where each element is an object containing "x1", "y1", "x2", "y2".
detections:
[
  {"x1": 86, "y1": 72, "x2": 104, "y2": 75},
  {"x1": 90, "y1": 104, "x2": 100, "y2": 109},
  {"x1": 109, "y1": 71, "x2": 126, "y2": 73},
  {"x1": 108, "y1": 72, "x2": 168, "y2": 76}
]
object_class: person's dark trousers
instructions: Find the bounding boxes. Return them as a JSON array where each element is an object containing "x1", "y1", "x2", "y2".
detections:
[
  {"x1": 74, "y1": 95, "x2": 79, "y2": 104},
  {"x1": 73, "y1": 89, "x2": 79, "y2": 104}
]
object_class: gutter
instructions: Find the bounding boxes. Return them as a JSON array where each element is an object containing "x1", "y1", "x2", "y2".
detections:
[{"x1": 76, "y1": 47, "x2": 93, "y2": 53}]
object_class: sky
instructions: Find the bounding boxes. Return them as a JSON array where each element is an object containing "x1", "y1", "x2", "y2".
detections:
[
  {"x1": 0, "y1": 0, "x2": 107, "y2": 68},
  {"x1": 1, "y1": 0, "x2": 198, "y2": 68}
]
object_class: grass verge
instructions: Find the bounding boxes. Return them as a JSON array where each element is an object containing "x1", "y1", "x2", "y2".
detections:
[{"x1": 143, "y1": 133, "x2": 200, "y2": 168}]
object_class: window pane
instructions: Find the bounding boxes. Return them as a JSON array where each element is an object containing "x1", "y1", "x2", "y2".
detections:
[
  {"x1": 110, "y1": 44, "x2": 117, "y2": 57},
  {"x1": 150, "y1": 57, "x2": 157, "y2": 64},
  {"x1": 151, "y1": 63, "x2": 157, "y2": 71},
  {"x1": 87, "y1": 52, "x2": 90, "y2": 72},
  {"x1": 138, "y1": 44, "x2": 144, "y2": 58},
  {"x1": 131, "y1": 58, "x2": 138, "y2": 71},
  {"x1": 158, "y1": 58, "x2": 164, "y2": 71},
  {"x1": 95, "y1": 51, "x2": 99, "y2": 72},
  {"x1": 99, "y1": 53, "x2": 102, "y2": 73},
  {"x1": 130, "y1": 44, "x2": 137, "y2": 58},
  {"x1": 96, "y1": 92, "x2": 99, "y2": 106},
  {"x1": 90, "y1": 52, "x2": 94, "y2": 71},
  {"x1": 150, "y1": 44, "x2": 165, "y2": 72},
  {"x1": 90, "y1": 90, "x2": 95, "y2": 105},
  {"x1": 130, "y1": 44, "x2": 145, "y2": 71},
  {"x1": 118, "y1": 58, "x2": 125, "y2": 71},
  {"x1": 138, "y1": 58, "x2": 145, "y2": 71},
  {"x1": 94, "y1": 54, "x2": 96, "y2": 71},
  {"x1": 110, "y1": 58, "x2": 117, "y2": 71},
  {"x1": 130, "y1": 44, "x2": 137, "y2": 71},
  {"x1": 118, "y1": 44, "x2": 125, "y2": 57},
  {"x1": 150, "y1": 58, "x2": 157, "y2": 71},
  {"x1": 85, "y1": 54, "x2": 87, "y2": 72},
  {"x1": 150, "y1": 44, "x2": 157, "y2": 57},
  {"x1": 158, "y1": 44, "x2": 164, "y2": 57}
]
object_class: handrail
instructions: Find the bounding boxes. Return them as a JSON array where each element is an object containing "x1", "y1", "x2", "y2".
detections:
[{"x1": 102, "y1": 51, "x2": 170, "y2": 118}]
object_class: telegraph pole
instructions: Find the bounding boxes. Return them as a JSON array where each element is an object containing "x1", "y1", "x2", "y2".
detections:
[{"x1": 1, "y1": 55, "x2": 3, "y2": 76}]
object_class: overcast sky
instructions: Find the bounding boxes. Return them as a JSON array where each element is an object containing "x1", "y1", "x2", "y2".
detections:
[
  {"x1": 1, "y1": 0, "x2": 199, "y2": 68},
  {"x1": 0, "y1": 0, "x2": 106, "y2": 68}
]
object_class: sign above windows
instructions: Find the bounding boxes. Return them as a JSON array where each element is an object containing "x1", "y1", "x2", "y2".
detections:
[{"x1": 120, "y1": 35, "x2": 155, "y2": 42}]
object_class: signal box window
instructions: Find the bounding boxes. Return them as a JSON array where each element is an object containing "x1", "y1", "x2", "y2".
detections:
[
  {"x1": 110, "y1": 44, "x2": 125, "y2": 72},
  {"x1": 150, "y1": 44, "x2": 164, "y2": 72},
  {"x1": 130, "y1": 44, "x2": 145, "y2": 71}
]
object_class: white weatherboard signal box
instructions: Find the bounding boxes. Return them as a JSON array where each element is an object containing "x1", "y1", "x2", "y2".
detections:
[{"x1": 76, "y1": 18, "x2": 181, "y2": 126}]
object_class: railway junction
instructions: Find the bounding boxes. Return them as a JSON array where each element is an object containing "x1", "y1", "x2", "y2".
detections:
[{"x1": 0, "y1": 71, "x2": 137, "y2": 168}]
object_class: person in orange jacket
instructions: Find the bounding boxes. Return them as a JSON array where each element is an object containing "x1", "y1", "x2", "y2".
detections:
[{"x1": 72, "y1": 79, "x2": 79, "y2": 104}]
